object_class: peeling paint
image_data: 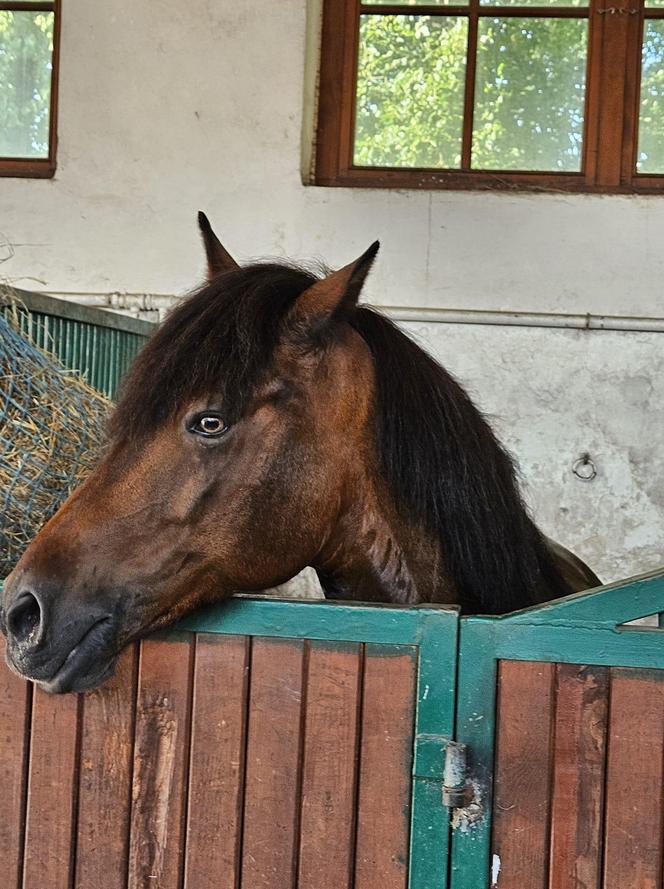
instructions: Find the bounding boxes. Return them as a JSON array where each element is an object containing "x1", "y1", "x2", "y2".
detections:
[
  {"x1": 451, "y1": 779, "x2": 485, "y2": 833},
  {"x1": 491, "y1": 853, "x2": 501, "y2": 887}
]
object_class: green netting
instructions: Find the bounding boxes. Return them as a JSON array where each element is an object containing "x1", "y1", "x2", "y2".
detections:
[{"x1": 0, "y1": 302, "x2": 111, "y2": 576}]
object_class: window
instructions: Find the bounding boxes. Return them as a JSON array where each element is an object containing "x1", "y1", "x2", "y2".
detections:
[
  {"x1": 315, "y1": 0, "x2": 664, "y2": 191},
  {"x1": 0, "y1": 0, "x2": 60, "y2": 178}
]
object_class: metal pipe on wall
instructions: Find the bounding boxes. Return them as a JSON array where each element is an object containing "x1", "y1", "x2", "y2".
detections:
[
  {"x1": 50, "y1": 291, "x2": 664, "y2": 334},
  {"x1": 382, "y1": 306, "x2": 664, "y2": 334}
]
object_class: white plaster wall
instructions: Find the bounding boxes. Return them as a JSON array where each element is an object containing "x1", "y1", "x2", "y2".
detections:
[{"x1": 1, "y1": 0, "x2": 663, "y2": 587}]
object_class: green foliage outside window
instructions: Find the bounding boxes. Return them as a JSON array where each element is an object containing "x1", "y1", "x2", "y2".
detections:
[
  {"x1": 355, "y1": 14, "x2": 588, "y2": 173},
  {"x1": 0, "y1": 11, "x2": 54, "y2": 159},
  {"x1": 356, "y1": 16, "x2": 468, "y2": 169},
  {"x1": 473, "y1": 18, "x2": 587, "y2": 171},
  {"x1": 639, "y1": 21, "x2": 664, "y2": 173}
]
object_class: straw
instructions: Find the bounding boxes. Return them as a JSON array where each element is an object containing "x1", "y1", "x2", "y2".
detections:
[{"x1": 0, "y1": 297, "x2": 111, "y2": 575}]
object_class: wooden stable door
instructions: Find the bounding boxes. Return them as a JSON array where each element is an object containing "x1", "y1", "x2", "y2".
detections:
[
  {"x1": 451, "y1": 570, "x2": 664, "y2": 889},
  {"x1": 0, "y1": 598, "x2": 458, "y2": 889},
  {"x1": 492, "y1": 661, "x2": 664, "y2": 889}
]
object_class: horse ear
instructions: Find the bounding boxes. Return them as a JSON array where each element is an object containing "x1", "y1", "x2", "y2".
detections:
[
  {"x1": 197, "y1": 211, "x2": 239, "y2": 277},
  {"x1": 293, "y1": 241, "x2": 380, "y2": 325}
]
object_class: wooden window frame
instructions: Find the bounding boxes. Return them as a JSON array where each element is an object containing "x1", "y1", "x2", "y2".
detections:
[
  {"x1": 0, "y1": 0, "x2": 61, "y2": 179},
  {"x1": 315, "y1": 0, "x2": 664, "y2": 193}
]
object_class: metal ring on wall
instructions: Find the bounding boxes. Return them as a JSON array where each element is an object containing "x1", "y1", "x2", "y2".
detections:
[{"x1": 573, "y1": 453, "x2": 597, "y2": 481}]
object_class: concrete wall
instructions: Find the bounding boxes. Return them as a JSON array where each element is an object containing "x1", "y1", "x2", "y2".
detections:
[{"x1": 2, "y1": 0, "x2": 663, "y2": 586}]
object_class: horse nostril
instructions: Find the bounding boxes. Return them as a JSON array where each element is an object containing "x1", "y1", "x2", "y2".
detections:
[{"x1": 7, "y1": 592, "x2": 43, "y2": 647}]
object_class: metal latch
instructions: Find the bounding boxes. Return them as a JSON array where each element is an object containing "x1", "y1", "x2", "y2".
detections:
[{"x1": 442, "y1": 741, "x2": 472, "y2": 808}]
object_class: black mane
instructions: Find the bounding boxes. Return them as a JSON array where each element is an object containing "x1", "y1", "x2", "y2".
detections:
[
  {"x1": 112, "y1": 261, "x2": 570, "y2": 613},
  {"x1": 351, "y1": 307, "x2": 570, "y2": 613}
]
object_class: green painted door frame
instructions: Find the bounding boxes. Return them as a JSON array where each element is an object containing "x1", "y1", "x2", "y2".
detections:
[{"x1": 451, "y1": 568, "x2": 664, "y2": 889}]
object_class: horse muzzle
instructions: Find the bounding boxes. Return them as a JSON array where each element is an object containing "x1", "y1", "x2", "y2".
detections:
[{"x1": 1, "y1": 576, "x2": 122, "y2": 694}]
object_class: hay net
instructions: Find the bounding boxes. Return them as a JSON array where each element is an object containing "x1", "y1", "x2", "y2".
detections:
[{"x1": 0, "y1": 301, "x2": 111, "y2": 577}]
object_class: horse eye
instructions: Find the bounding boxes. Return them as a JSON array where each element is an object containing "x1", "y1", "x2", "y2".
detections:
[{"x1": 190, "y1": 414, "x2": 227, "y2": 437}]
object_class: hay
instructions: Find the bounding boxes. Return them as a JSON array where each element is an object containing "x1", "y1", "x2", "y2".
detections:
[{"x1": 0, "y1": 298, "x2": 111, "y2": 576}]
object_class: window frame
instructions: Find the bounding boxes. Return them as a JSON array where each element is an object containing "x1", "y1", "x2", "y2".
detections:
[
  {"x1": 0, "y1": 0, "x2": 61, "y2": 179},
  {"x1": 314, "y1": 0, "x2": 664, "y2": 192}
]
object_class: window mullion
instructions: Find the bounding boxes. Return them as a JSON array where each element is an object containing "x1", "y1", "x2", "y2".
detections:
[
  {"x1": 461, "y1": 0, "x2": 479, "y2": 170},
  {"x1": 582, "y1": 0, "x2": 604, "y2": 183},
  {"x1": 619, "y1": 0, "x2": 644, "y2": 184},
  {"x1": 593, "y1": 0, "x2": 637, "y2": 185}
]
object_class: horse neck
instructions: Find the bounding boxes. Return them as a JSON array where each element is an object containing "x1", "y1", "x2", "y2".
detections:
[{"x1": 313, "y1": 474, "x2": 457, "y2": 606}]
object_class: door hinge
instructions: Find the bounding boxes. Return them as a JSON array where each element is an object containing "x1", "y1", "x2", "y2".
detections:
[
  {"x1": 442, "y1": 740, "x2": 472, "y2": 808},
  {"x1": 413, "y1": 736, "x2": 483, "y2": 824}
]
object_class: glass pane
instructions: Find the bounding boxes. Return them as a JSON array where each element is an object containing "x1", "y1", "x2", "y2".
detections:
[
  {"x1": 0, "y1": 11, "x2": 54, "y2": 159},
  {"x1": 354, "y1": 15, "x2": 468, "y2": 169},
  {"x1": 638, "y1": 21, "x2": 664, "y2": 172},
  {"x1": 645, "y1": 0, "x2": 664, "y2": 7},
  {"x1": 472, "y1": 18, "x2": 587, "y2": 171}
]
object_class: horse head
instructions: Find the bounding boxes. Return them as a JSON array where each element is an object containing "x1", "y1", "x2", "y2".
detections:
[{"x1": 1, "y1": 216, "x2": 384, "y2": 692}]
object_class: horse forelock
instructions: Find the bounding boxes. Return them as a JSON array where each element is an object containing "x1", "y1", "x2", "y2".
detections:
[{"x1": 109, "y1": 262, "x2": 319, "y2": 444}]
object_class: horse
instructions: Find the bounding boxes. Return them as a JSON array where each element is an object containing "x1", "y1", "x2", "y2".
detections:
[{"x1": 0, "y1": 213, "x2": 600, "y2": 693}]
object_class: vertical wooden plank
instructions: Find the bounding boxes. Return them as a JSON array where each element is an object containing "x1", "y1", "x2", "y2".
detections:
[
  {"x1": 355, "y1": 644, "x2": 417, "y2": 889},
  {"x1": 22, "y1": 685, "x2": 80, "y2": 889},
  {"x1": 549, "y1": 664, "x2": 609, "y2": 889},
  {"x1": 128, "y1": 633, "x2": 194, "y2": 889},
  {"x1": 184, "y1": 635, "x2": 250, "y2": 889},
  {"x1": 0, "y1": 639, "x2": 32, "y2": 889},
  {"x1": 603, "y1": 668, "x2": 664, "y2": 889},
  {"x1": 75, "y1": 644, "x2": 138, "y2": 889},
  {"x1": 241, "y1": 638, "x2": 305, "y2": 889},
  {"x1": 298, "y1": 641, "x2": 362, "y2": 889},
  {"x1": 490, "y1": 660, "x2": 555, "y2": 889}
]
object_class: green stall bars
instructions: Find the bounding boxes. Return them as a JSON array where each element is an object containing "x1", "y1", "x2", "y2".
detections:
[{"x1": 1, "y1": 287, "x2": 154, "y2": 399}]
